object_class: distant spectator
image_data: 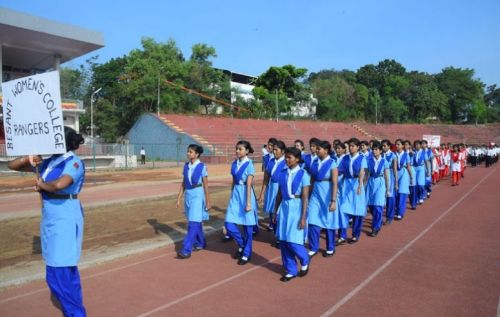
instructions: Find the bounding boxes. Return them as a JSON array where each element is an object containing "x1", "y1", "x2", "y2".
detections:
[{"x1": 140, "y1": 147, "x2": 146, "y2": 165}]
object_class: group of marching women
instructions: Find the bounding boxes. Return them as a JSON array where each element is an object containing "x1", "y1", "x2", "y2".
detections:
[{"x1": 176, "y1": 137, "x2": 486, "y2": 282}]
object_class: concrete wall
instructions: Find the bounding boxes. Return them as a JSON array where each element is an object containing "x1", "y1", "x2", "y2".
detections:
[{"x1": 126, "y1": 113, "x2": 210, "y2": 160}]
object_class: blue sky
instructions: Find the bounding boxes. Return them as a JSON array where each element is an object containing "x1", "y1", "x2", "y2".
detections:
[{"x1": 2, "y1": 0, "x2": 500, "y2": 86}]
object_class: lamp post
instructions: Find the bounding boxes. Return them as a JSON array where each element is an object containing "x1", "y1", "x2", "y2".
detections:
[
  {"x1": 275, "y1": 87, "x2": 279, "y2": 122},
  {"x1": 157, "y1": 73, "x2": 160, "y2": 117},
  {"x1": 91, "y1": 87, "x2": 102, "y2": 172}
]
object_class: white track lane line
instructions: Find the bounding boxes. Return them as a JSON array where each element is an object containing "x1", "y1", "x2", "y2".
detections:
[
  {"x1": 137, "y1": 256, "x2": 281, "y2": 317},
  {"x1": 320, "y1": 167, "x2": 497, "y2": 317}
]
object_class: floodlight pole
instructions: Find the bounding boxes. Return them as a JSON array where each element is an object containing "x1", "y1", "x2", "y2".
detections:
[{"x1": 91, "y1": 87, "x2": 102, "y2": 172}]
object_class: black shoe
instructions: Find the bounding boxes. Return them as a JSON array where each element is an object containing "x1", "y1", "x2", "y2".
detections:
[
  {"x1": 308, "y1": 250, "x2": 318, "y2": 258},
  {"x1": 233, "y1": 249, "x2": 243, "y2": 259},
  {"x1": 271, "y1": 241, "x2": 281, "y2": 249},
  {"x1": 220, "y1": 235, "x2": 231, "y2": 242},
  {"x1": 193, "y1": 244, "x2": 206, "y2": 252},
  {"x1": 280, "y1": 275, "x2": 296, "y2": 282},
  {"x1": 395, "y1": 215, "x2": 403, "y2": 221},
  {"x1": 335, "y1": 238, "x2": 346, "y2": 246},
  {"x1": 348, "y1": 237, "x2": 359, "y2": 244},
  {"x1": 298, "y1": 267, "x2": 309, "y2": 277},
  {"x1": 370, "y1": 230, "x2": 379, "y2": 237},
  {"x1": 322, "y1": 250, "x2": 335, "y2": 257},
  {"x1": 177, "y1": 252, "x2": 191, "y2": 259},
  {"x1": 237, "y1": 257, "x2": 249, "y2": 265}
]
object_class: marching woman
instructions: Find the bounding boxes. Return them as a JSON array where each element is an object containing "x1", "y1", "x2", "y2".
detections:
[
  {"x1": 338, "y1": 138, "x2": 367, "y2": 244},
  {"x1": 394, "y1": 139, "x2": 413, "y2": 220},
  {"x1": 451, "y1": 144, "x2": 461, "y2": 186},
  {"x1": 405, "y1": 140, "x2": 417, "y2": 210},
  {"x1": 176, "y1": 144, "x2": 211, "y2": 259},
  {"x1": 303, "y1": 137, "x2": 320, "y2": 174},
  {"x1": 274, "y1": 147, "x2": 311, "y2": 282},
  {"x1": 225, "y1": 140, "x2": 259, "y2": 265},
  {"x1": 421, "y1": 140, "x2": 433, "y2": 198},
  {"x1": 8, "y1": 127, "x2": 87, "y2": 316},
  {"x1": 381, "y1": 140, "x2": 398, "y2": 225},
  {"x1": 432, "y1": 147, "x2": 442, "y2": 184},
  {"x1": 413, "y1": 140, "x2": 426, "y2": 205},
  {"x1": 366, "y1": 141, "x2": 390, "y2": 236},
  {"x1": 258, "y1": 140, "x2": 287, "y2": 232},
  {"x1": 333, "y1": 142, "x2": 349, "y2": 245},
  {"x1": 307, "y1": 140, "x2": 345, "y2": 257},
  {"x1": 262, "y1": 138, "x2": 277, "y2": 171}
]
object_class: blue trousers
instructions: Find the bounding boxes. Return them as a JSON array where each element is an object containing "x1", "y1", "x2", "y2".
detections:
[
  {"x1": 409, "y1": 186, "x2": 417, "y2": 208},
  {"x1": 46, "y1": 266, "x2": 86, "y2": 317},
  {"x1": 425, "y1": 179, "x2": 432, "y2": 194},
  {"x1": 225, "y1": 222, "x2": 253, "y2": 258},
  {"x1": 370, "y1": 205, "x2": 383, "y2": 231},
  {"x1": 181, "y1": 221, "x2": 205, "y2": 255},
  {"x1": 386, "y1": 196, "x2": 396, "y2": 222},
  {"x1": 308, "y1": 224, "x2": 335, "y2": 253},
  {"x1": 417, "y1": 185, "x2": 426, "y2": 201},
  {"x1": 280, "y1": 241, "x2": 309, "y2": 276},
  {"x1": 396, "y1": 193, "x2": 408, "y2": 218},
  {"x1": 340, "y1": 215, "x2": 363, "y2": 239}
]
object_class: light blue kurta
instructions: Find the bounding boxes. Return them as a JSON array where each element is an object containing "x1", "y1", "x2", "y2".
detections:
[
  {"x1": 276, "y1": 168, "x2": 310, "y2": 245},
  {"x1": 339, "y1": 154, "x2": 368, "y2": 217},
  {"x1": 384, "y1": 151, "x2": 396, "y2": 197},
  {"x1": 226, "y1": 159, "x2": 258, "y2": 226},
  {"x1": 263, "y1": 157, "x2": 286, "y2": 214},
  {"x1": 40, "y1": 152, "x2": 85, "y2": 267},
  {"x1": 414, "y1": 150, "x2": 426, "y2": 186},
  {"x1": 396, "y1": 151, "x2": 410, "y2": 194},
  {"x1": 366, "y1": 157, "x2": 389, "y2": 207},
  {"x1": 183, "y1": 162, "x2": 208, "y2": 222},
  {"x1": 308, "y1": 158, "x2": 348, "y2": 229}
]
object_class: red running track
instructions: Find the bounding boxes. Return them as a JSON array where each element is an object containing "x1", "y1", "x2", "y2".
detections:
[{"x1": 0, "y1": 166, "x2": 499, "y2": 316}]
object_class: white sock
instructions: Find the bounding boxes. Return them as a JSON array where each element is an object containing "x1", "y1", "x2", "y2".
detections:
[
  {"x1": 301, "y1": 264, "x2": 308, "y2": 271},
  {"x1": 241, "y1": 256, "x2": 248, "y2": 261},
  {"x1": 326, "y1": 250, "x2": 334, "y2": 254},
  {"x1": 308, "y1": 250, "x2": 316, "y2": 256},
  {"x1": 285, "y1": 273, "x2": 294, "y2": 278}
]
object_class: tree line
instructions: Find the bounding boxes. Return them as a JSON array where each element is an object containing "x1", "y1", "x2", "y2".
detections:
[{"x1": 59, "y1": 37, "x2": 500, "y2": 142}]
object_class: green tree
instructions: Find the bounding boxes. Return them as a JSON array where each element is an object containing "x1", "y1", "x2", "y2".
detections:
[
  {"x1": 254, "y1": 65, "x2": 311, "y2": 117},
  {"x1": 435, "y1": 67, "x2": 484, "y2": 123},
  {"x1": 484, "y1": 85, "x2": 500, "y2": 122},
  {"x1": 59, "y1": 66, "x2": 87, "y2": 100}
]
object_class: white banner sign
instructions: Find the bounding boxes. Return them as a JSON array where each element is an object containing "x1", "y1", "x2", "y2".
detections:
[
  {"x1": 422, "y1": 135, "x2": 441, "y2": 148},
  {"x1": 2, "y1": 71, "x2": 66, "y2": 156}
]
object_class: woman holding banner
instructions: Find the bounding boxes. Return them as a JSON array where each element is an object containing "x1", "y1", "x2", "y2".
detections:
[{"x1": 8, "y1": 127, "x2": 86, "y2": 317}]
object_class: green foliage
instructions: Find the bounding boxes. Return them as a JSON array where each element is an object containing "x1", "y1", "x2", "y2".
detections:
[
  {"x1": 59, "y1": 39, "x2": 498, "y2": 141},
  {"x1": 435, "y1": 67, "x2": 484, "y2": 123},
  {"x1": 253, "y1": 65, "x2": 312, "y2": 118}
]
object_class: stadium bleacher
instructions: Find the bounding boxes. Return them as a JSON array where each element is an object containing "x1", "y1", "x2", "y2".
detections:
[{"x1": 160, "y1": 114, "x2": 500, "y2": 155}]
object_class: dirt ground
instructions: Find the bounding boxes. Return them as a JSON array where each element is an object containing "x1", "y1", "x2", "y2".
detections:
[
  {"x1": 0, "y1": 164, "x2": 233, "y2": 194},
  {"x1": 0, "y1": 164, "x2": 259, "y2": 271}
]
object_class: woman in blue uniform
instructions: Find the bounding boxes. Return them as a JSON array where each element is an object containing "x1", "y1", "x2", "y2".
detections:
[
  {"x1": 412, "y1": 140, "x2": 426, "y2": 207},
  {"x1": 338, "y1": 138, "x2": 367, "y2": 244},
  {"x1": 366, "y1": 141, "x2": 390, "y2": 237},
  {"x1": 176, "y1": 144, "x2": 211, "y2": 259},
  {"x1": 381, "y1": 140, "x2": 398, "y2": 225},
  {"x1": 333, "y1": 142, "x2": 349, "y2": 245},
  {"x1": 8, "y1": 127, "x2": 86, "y2": 317},
  {"x1": 258, "y1": 140, "x2": 286, "y2": 232},
  {"x1": 307, "y1": 140, "x2": 345, "y2": 257},
  {"x1": 273, "y1": 147, "x2": 311, "y2": 282},
  {"x1": 394, "y1": 139, "x2": 413, "y2": 220},
  {"x1": 225, "y1": 140, "x2": 259, "y2": 265},
  {"x1": 303, "y1": 137, "x2": 320, "y2": 174}
]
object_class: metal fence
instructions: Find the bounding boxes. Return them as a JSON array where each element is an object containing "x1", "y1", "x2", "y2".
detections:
[{"x1": 0, "y1": 142, "x2": 263, "y2": 169}]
